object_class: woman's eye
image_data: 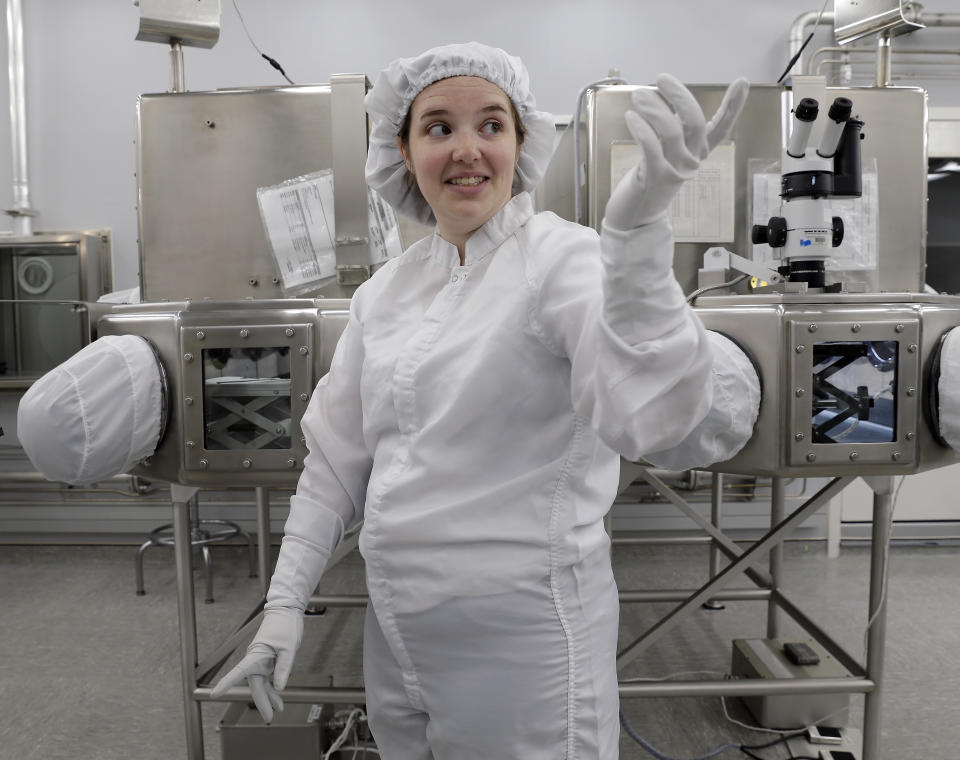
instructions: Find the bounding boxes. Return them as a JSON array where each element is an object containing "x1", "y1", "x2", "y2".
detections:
[
  {"x1": 426, "y1": 123, "x2": 450, "y2": 137},
  {"x1": 481, "y1": 120, "x2": 503, "y2": 135}
]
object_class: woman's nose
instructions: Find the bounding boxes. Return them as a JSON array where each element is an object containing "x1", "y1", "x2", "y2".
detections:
[{"x1": 451, "y1": 132, "x2": 481, "y2": 162}]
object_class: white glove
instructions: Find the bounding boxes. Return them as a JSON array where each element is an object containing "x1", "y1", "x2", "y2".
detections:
[
  {"x1": 210, "y1": 535, "x2": 330, "y2": 723},
  {"x1": 604, "y1": 74, "x2": 749, "y2": 232}
]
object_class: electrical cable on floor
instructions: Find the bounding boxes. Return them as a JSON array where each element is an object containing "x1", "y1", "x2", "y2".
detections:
[
  {"x1": 231, "y1": 0, "x2": 295, "y2": 84},
  {"x1": 323, "y1": 708, "x2": 367, "y2": 760},
  {"x1": 620, "y1": 709, "x2": 742, "y2": 760},
  {"x1": 739, "y1": 731, "x2": 806, "y2": 752},
  {"x1": 721, "y1": 696, "x2": 850, "y2": 738},
  {"x1": 337, "y1": 747, "x2": 380, "y2": 757}
]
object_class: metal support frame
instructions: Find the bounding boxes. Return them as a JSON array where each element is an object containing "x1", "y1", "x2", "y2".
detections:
[
  {"x1": 170, "y1": 482, "x2": 363, "y2": 759},
  {"x1": 614, "y1": 469, "x2": 898, "y2": 760},
  {"x1": 169, "y1": 470, "x2": 895, "y2": 759}
]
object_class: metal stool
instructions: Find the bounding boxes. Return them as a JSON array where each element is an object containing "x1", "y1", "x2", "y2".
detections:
[{"x1": 135, "y1": 491, "x2": 257, "y2": 603}]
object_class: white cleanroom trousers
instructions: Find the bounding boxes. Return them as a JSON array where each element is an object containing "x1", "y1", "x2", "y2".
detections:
[{"x1": 362, "y1": 547, "x2": 621, "y2": 759}]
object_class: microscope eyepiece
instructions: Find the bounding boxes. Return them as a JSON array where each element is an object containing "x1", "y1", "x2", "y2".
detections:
[
  {"x1": 788, "y1": 98, "x2": 820, "y2": 158},
  {"x1": 794, "y1": 98, "x2": 819, "y2": 122},
  {"x1": 827, "y1": 97, "x2": 853, "y2": 123}
]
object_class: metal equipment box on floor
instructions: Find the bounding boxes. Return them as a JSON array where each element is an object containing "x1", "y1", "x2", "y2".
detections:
[
  {"x1": 219, "y1": 701, "x2": 328, "y2": 760},
  {"x1": 732, "y1": 638, "x2": 850, "y2": 729}
]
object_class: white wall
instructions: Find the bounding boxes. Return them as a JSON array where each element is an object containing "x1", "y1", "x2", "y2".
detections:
[{"x1": 1, "y1": 0, "x2": 958, "y2": 289}]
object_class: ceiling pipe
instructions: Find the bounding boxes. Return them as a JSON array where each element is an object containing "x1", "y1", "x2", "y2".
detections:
[
  {"x1": 5, "y1": 0, "x2": 34, "y2": 236},
  {"x1": 791, "y1": 6, "x2": 960, "y2": 85},
  {"x1": 789, "y1": 10, "x2": 836, "y2": 81}
]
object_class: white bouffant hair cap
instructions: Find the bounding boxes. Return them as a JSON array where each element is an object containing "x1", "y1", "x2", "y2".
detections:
[{"x1": 364, "y1": 41, "x2": 556, "y2": 225}]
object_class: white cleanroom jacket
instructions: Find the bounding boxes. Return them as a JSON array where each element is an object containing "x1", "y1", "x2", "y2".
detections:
[{"x1": 285, "y1": 191, "x2": 757, "y2": 616}]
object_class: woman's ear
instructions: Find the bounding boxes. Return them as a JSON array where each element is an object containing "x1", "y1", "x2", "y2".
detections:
[{"x1": 397, "y1": 137, "x2": 413, "y2": 174}]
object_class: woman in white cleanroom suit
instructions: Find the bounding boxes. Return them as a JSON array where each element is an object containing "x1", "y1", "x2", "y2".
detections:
[{"x1": 212, "y1": 42, "x2": 759, "y2": 759}]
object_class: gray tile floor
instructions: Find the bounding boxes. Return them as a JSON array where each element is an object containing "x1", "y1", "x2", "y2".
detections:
[{"x1": 1, "y1": 538, "x2": 957, "y2": 760}]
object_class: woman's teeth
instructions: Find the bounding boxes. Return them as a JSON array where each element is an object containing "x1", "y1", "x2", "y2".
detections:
[{"x1": 448, "y1": 176, "x2": 486, "y2": 186}]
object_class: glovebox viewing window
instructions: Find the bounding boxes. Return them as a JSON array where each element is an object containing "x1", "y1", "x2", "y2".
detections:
[
  {"x1": 201, "y1": 347, "x2": 292, "y2": 450},
  {"x1": 811, "y1": 340, "x2": 897, "y2": 444}
]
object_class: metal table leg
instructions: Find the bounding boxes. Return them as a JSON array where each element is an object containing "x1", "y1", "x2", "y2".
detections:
[
  {"x1": 255, "y1": 487, "x2": 271, "y2": 597},
  {"x1": 863, "y1": 476, "x2": 895, "y2": 760},
  {"x1": 767, "y1": 476, "x2": 785, "y2": 639},
  {"x1": 171, "y1": 483, "x2": 203, "y2": 760},
  {"x1": 703, "y1": 472, "x2": 725, "y2": 610}
]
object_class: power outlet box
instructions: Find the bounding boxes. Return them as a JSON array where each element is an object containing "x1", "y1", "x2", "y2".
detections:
[{"x1": 731, "y1": 638, "x2": 850, "y2": 729}]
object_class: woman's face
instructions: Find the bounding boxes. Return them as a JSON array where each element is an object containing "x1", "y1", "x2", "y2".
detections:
[{"x1": 399, "y1": 76, "x2": 522, "y2": 249}]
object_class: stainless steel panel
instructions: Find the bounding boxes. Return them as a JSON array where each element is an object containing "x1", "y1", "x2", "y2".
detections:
[
  {"x1": 135, "y1": 0, "x2": 220, "y2": 49},
  {"x1": 784, "y1": 316, "x2": 918, "y2": 468},
  {"x1": 695, "y1": 292, "x2": 960, "y2": 477},
  {"x1": 577, "y1": 82, "x2": 927, "y2": 294},
  {"x1": 11, "y1": 249, "x2": 81, "y2": 374},
  {"x1": 834, "y1": 0, "x2": 924, "y2": 45},
  {"x1": 534, "y1": 118, "x2": 576, "y2": 221},
  {"x1": 180, "y1": 321, "x2": 314, "y2": 474},
  {"x1": 136, "y1": 86, "x2": 336, "y2": 301},
  {"x1": 330, "y1": 75, "x2": 375, "y2": 275},
  {"x1": 97, "y1": 299, "x2": 350, "y2": 487},
  {"x1": 0, "y1": 231, "x2": 110, "y2": 384}
]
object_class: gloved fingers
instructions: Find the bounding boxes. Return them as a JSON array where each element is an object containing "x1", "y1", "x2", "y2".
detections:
[
  {"x1": 264, "y1": 680, "x2": 285, "y2": 715},
  {"x1": 273, "y1": 649, "x2": 295, "y2": 692},
  {"x1": 654, "y1": 73, "x2": 708, "y2": 161},
  {"x1": 705, "y1": 77, "x2": 750, "y2": 152},
  {"x1": 623, "y1": 109, "x2": 686, "y2": 185},
  {"x1": 628, "y1": 90, "x2": 698, "y2": 175},
  {"x1": 249, "y1": 674, "x2": 276, "y2": 724},
  {"x1": 210, "y1": 661, "x2": 252, "y2": 698}
]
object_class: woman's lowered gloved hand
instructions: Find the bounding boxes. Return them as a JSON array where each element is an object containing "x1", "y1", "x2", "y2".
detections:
[
  {"x1": 603, "y1": 74, "x2": 749, "y2": 233},
  {"x1": 211, "y1": 607, "x2": 304, "y2": 723},
  {"x1": 210, "y1": 535, "x2": 330, "y2": 723}
]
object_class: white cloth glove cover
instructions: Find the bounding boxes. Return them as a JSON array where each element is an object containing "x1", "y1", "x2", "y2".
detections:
[
  {"x1": 644, "y1": 332, "x2": 760, "y2": 470},
  {"x1": 17, "y1": 335, "x2": 163, "y2": 485},
  {"x1": 937, "y1": 327, "x2": 960, "y2": 452},
  {"x1": 603, "y1": 74, "x2": 749, "y2": 232},
  {"x1": 211, "y1": 496, "x2": 343, "y2": 722}
]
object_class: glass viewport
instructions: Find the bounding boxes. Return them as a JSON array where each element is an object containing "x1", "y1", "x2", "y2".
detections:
[
  {"x1": 811, "y1": 340, "x2": 897, "y2": 444},
  {"x1": 201, "y1": 346, "x2": 292, "y2": 450}
]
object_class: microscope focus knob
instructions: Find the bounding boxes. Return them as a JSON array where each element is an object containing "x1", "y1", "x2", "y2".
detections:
[
  {"x1": 832, "y1": 216, "x2": 844, "y2": 247},
  {"x1": 767, "y1": 217, "x2": 788, "y2": 248},
  {"x1": 752, "y1": 217, "x2": 788, "y2": 248}
]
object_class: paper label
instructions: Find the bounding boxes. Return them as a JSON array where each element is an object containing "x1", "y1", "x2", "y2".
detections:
[
  {"x1": 610, "y1": 142, "x2": 736, "y2": 242},
  {"x1": 257, "y1": 170, "x2": 338, "y2": 293}
]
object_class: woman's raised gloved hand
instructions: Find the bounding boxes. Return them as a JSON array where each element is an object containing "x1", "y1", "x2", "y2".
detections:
[{"x1": 603, "y1": 74, "x2": 749, "y2": 233}]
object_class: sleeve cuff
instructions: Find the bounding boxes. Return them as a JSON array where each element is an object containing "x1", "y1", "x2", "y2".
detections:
[
  {"x1": 283, "y1": 494, "x2": 346, "y2": 555},
  {"x1": 600, "y1": 217, "x2": 689, "y2": 344}
]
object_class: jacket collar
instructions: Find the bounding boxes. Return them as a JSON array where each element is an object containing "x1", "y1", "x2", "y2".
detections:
[{"x1": 429, "y1": 192, "x2": 535, "y2": 266}]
